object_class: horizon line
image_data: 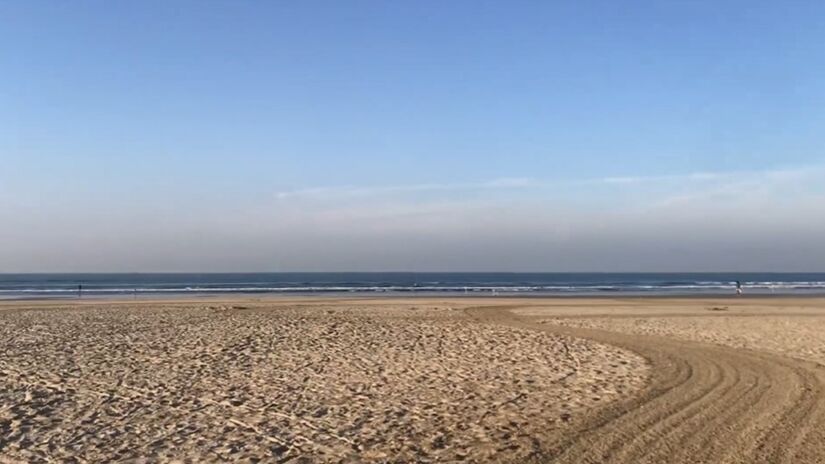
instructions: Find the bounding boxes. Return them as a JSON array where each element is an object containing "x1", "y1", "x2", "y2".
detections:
[{"x1": 2, "y1": 270, "x2": 824, "y2": 275}]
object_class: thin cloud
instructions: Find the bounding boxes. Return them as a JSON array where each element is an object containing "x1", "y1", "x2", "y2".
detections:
[
  {"x1": 275, "y1": 177, "x2": 537, "y2": 200},
  {"x1": 274, "y1": 165, "x2": 823, "y2": 201},
  {"x1": 597, "y1": 171, "x2": 724, "y2": 185},
  {"x1": 647, "y1": 165, "x2": 825, "y2": 210}
]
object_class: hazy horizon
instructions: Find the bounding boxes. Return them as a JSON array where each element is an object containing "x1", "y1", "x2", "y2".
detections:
[{"x1": 3, "y1": 1, "x2": 825, "y2": 273}]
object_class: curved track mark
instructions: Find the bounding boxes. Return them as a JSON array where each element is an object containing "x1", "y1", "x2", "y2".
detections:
[{"x1": 466, "y1": 305, "x2": 825, "y2": 464}]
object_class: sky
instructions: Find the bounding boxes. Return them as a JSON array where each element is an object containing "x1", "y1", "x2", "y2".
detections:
[{"x1": 2, "y1": 1, "x2": 825, "y2": 272}]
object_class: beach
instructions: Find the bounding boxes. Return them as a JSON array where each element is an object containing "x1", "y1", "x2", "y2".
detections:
[
  {"x1": 2, "y1": 296, "x2": 825, "y2": 462},
  {"x1": 0, "y1": 298, "x2": 645, "y2": 463}
]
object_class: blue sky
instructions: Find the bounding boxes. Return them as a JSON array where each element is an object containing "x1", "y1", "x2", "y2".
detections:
[{"x1": 2, "y1": 1, "x2": 825, "y2": 271}]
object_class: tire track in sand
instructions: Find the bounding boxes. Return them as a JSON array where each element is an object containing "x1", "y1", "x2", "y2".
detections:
[{"x1": 466, "y1": 305, "x2": 825, "y2": 464}]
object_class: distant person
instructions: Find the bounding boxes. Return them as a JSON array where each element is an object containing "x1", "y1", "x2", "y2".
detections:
[
  {"x1": 78, "y1": 284, "x2": 83, "y2": 298},
  {"x1": 735, "y1": 280, "x2": 742, "y2": 296}
]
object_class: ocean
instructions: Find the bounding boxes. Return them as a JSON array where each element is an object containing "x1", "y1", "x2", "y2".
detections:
[{"x1": 1, "y1": 272, "x2": 824, "y2": 298}]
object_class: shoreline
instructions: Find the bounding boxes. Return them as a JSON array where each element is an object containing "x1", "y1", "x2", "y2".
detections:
[{"x1": 4, "y1": 293, "x2": 825, "y2": 306}]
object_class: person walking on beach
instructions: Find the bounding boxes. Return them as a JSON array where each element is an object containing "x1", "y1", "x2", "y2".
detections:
[{"x1": 735, "y1": 280, "x2": 743, "y2": 296}]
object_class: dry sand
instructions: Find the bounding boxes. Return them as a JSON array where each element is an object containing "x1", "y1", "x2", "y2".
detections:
[
  {"x1": 0, "y1": 299, "x2": 646, "y2": 463},
  {"x1": 502, "y1": 297, "x2": 825, "y2": 463},
  {"x1": 6, "y1": 296, "x2": 825, "y2": 463},
  {"x1": 514, "y1": 297, "x2": 825, "y2": 365}
]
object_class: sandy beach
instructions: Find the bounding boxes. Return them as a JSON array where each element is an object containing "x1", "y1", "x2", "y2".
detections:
[
  {"x1": 0, "y1": 298, "x2": 645, "y2": 463},
  {"x1": 3, "y1": 296, "x2": 825, "y2": 462}
]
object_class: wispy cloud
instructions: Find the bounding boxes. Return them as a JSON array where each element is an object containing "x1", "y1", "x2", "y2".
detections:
[
  {"x1": 274, "y1": 177, "x2": 537, "y2": 200},
  {"x1": 274, "y1": 165, "x2": 823, "y2": 201},
  {"x1": 649, "y1": 164, "x2": 825, "y2": 209},
  {"x1": 597, "y1": 171, "x2": 724, "y2": 185}
]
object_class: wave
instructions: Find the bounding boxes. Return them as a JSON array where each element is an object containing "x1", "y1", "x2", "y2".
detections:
[{"x1": 3, "y1": 281, "x2": 825, "y2": 296}]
